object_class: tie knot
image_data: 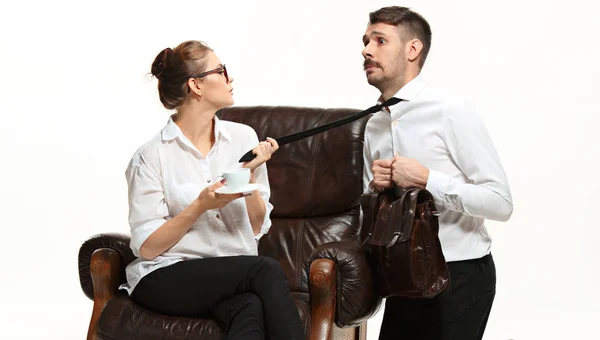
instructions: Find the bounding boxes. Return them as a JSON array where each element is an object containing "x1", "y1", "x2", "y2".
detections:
[
  {"x1": 377, "y1": 97, "x2": 402, "y2": 113},
  {"x1": 382, "y1": 97, "x2": 402, "y2": 107}
]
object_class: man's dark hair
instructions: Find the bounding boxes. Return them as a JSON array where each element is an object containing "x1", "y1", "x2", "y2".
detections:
[{"x1": 370, "y1": 6, "x2": 432, "y2": 68}]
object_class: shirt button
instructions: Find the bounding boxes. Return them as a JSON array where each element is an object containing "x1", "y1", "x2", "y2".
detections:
[
  {"x1": 216, "y1": 213, "x2": 221, "y2": 219},
  {"x1": 207, "y1": 179, "x2": 211, "y2": 183}
]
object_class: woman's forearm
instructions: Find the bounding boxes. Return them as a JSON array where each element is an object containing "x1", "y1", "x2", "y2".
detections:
[
  {"x1": 245, "y1": 171, "x2": 266, "y2": 235},
  {"x1": 139, "y1": 199, "x2": 207, "y2": 260}
]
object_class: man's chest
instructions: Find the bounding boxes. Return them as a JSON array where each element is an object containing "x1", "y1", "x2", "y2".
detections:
[{"x1": 367, "y1": 107, "x2": 447, "y2": 164}]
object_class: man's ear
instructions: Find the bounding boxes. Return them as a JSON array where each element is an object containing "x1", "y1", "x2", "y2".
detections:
[{"x1": 407, "y1": 39, "x2": 423, "y2": 63}]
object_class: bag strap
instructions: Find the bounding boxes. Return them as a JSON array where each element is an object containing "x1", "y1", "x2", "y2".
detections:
[{"x1": 359, "y1": 192, "x2": 382, "y2": 247}]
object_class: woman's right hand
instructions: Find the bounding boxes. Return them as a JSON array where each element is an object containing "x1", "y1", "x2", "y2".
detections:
[
  {"x1": 242, "y1": 137, "x2": 279, "y2": 172},
  {"x1": 197, "y1": 179, "x2": 244, "y2": 210}
]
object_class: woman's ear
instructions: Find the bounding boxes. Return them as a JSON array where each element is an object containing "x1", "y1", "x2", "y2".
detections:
[{"x1": 188, "y1": 78, "x2": 202, "y2": 96}]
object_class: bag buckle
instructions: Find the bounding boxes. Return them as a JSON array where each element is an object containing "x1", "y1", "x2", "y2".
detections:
[{"x1": 387, "y1": 232, "x2": 403, "y2": 248}]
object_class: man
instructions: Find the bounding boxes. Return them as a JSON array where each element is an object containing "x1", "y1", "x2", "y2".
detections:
[{"x1": 361, "y1": 6, "x2": 513, "y2": 340}]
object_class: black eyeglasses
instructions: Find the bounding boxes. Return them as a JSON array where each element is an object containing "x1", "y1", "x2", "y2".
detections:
[{"x1": 188, "y1": 64, "x2": 229, "y2": 92}]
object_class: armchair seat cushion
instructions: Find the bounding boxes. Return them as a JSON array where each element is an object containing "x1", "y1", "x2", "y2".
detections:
[{"x1": 97, "y1": 292, "x2": 311, "y2": 340}]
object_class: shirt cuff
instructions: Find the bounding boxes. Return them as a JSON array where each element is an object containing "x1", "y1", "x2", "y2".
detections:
[
  {"x1": 130, "y1": 219, "x2": 165, "y2": 257},
  {"x1": 425, "y1": 169, "x2": 452, "y2": 204},
  {"x1": 367, "y1": 180, "x2": 381, "y2": 194}
]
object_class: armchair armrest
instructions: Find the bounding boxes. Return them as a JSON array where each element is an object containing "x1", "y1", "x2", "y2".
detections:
[
  {"x1": 78, "y1": 233, "x2": 136, "y2": 340},
  {"x1": 308, "y1": 258, "x2": 337, "y2": 340},
  {"x1": 308, "y1": 239, "x2": 382, "y2": 328},
  {"x1": 78, "y1": 233, "x2": 135, "y2": 300},
  {"x1": 87, "y1": 248, "x2": 120, "y2": 340}
]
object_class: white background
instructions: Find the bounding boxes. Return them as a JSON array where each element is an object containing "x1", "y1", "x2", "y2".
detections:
[{"x1": 1, "y1": 0, "x2": 598, "y2": 339}]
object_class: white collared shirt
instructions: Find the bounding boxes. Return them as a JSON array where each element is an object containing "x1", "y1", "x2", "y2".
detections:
[
  {"x1": 120, "y1": 116, "x2": 273, "y2": 294},
  {"x1": 363, "y1": 74, "x2": 513, "y2": 262}
]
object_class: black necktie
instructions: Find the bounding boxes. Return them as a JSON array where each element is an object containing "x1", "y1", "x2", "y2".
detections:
[{"x1": 239, "y1": 97, "x2": 403, "y2": 162}]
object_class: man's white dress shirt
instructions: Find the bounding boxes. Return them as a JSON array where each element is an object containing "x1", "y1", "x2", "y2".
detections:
[
  {"x1": 363, "y1": 74, "x2": 513, "y2": 262},
  {"x1": 120, "y1": 116, "x2": 273, "y2": 294}
]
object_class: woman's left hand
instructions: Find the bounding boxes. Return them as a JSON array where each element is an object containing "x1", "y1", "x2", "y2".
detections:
[{"x1": 243, "y1": 137, "x2": 279, "y2": 171}]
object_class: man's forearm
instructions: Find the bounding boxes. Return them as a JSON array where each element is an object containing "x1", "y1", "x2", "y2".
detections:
[{"x1": 426, "y1": 169, "x2": 513, "y2": 221}]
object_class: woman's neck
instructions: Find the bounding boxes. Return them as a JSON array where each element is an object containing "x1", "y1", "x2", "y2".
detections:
[{"x1": 174, "y1": 103, "x2": 217, "y2": 154}]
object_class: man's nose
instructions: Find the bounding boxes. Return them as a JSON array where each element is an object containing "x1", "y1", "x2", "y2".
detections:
[{"x1": 362, "y1": 43, "x2": 373, "y2": 59}]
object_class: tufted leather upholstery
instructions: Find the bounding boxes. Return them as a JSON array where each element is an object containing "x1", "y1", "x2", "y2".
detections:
[{"x1": 78, "y1": 106, "x2": 381, "y2": 340}]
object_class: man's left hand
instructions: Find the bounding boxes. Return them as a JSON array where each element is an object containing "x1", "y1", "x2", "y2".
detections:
[{"x1": 391, "y1": 153, "x2": 430, "y2": 189}]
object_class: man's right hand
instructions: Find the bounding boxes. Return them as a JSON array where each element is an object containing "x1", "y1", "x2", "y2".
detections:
[
  {"x1": 197, "y1": 179, "x2": 245, "y2": 210},
  {"x1": 372, "y1": 159, "x2": 394, "y2": 192}
]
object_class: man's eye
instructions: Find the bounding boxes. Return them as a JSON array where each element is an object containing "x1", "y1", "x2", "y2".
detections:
[{"x1": 378, "y1": 38, "x2": 386, "y2": 44}]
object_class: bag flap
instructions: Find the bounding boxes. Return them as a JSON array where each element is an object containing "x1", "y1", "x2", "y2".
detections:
[{"x1": 369, "y1": 187, "x2": 421, "y2": 247}]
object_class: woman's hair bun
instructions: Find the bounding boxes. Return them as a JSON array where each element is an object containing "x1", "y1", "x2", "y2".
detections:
[{"x1": 151, "y1": 47, "x2": 174, "y2": 79}]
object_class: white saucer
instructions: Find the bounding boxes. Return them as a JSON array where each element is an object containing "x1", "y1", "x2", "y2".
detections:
[{"x1": 215, "y1": 183, "x2": 260, "y2": 194}]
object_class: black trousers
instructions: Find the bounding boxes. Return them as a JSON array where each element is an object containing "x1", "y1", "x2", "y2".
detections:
[
  {"x1": 131, "y1": 255, "x2": 305, "y2": 340},
  {"x1": 379, "y1": 253, "x2": 496, "y2": 340}
]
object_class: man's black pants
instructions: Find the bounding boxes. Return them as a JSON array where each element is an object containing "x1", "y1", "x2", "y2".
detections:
[{"x1": 379, "y1": 253, "x2": 496, "y2": 340}]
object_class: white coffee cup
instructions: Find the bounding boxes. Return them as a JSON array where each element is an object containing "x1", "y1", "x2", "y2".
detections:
[{"x1": 222, "y1": 168, "x2": 251, "y2": 191}]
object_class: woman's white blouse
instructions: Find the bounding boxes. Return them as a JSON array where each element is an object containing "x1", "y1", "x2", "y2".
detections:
[{"x1": 120, "y1": 116, "x2": 273, "y2": 294}]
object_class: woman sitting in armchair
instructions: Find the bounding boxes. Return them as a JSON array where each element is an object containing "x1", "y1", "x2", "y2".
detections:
[{"x1": 120, "y1": 39, "x2": 304, "y2": 340}]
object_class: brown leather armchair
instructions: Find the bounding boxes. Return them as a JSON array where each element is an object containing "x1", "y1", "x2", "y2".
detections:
[{"x1": 78, "y1": 106, "x2": 381, "y2": 340}]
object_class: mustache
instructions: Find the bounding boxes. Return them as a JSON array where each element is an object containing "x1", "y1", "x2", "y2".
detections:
[{"x1": 363, "y1": 59, "x2": 381, "y2": 70}]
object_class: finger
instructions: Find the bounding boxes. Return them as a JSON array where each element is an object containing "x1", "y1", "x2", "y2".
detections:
[
  {"x1": 373, "y1": 179, "x2": 392, "y2": 188},
  {"x1": 373, "y1": 166, "x2": 392, "y2": 175},
  {"x1": 266, "y1": 137, "x2": 279, "y2": 150},
  {"x1": 259, "y1": 144, "x2": 272, "y2": 158},
  {"x1": 379, "y1": 167, "x2": 392, "y2": 175},
  {"x1": 261, "y1": 141, "x2": 273, "y2": 152},
  {"x1": 376, "y1": 174, "x2": 391, "y2": 181},
  {"x1": 374, "y1": 159, "x2": 394, "y2": 168},
  {"x1": 252, "y1": 145, "x2": 263, "y2": 157},
  {"x1": 210, "y1": 178, "x2": 226, "y2": 190},
  {"x1": 260, "y1": 142, "x2": 271, "y2": 153},
  {"x1": 373, "y1": 159, "x2": 384, "y2": 166},
  {"x1": 375, "y1": 172, "x2": 392, "y2": 181}
]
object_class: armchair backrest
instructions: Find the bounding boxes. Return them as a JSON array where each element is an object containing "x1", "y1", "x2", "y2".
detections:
[{"x1": 217, "y1": 106, "x2": 370, "y2": 292}]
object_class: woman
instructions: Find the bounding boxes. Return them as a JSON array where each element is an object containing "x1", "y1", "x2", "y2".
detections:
[{"x1": 120, "y1": 40, "x2": 305, "y2": 340}]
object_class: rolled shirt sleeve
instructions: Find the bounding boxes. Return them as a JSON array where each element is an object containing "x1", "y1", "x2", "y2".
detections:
[{"x1": 125, "y1": 149, "x2": 169, "y2": 256}]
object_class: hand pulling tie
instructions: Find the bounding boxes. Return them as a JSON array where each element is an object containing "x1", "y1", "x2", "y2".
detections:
[{"x1": 238, "y1": 97, "x2": 403, "y2": 162}]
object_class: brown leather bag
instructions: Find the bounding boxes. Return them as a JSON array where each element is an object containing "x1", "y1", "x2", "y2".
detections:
[{"x1": 360, "y1": 186, "x2": 450, "y2": 298}]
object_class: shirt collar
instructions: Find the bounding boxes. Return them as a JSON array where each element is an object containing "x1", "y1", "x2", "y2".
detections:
[
  {"x1": 161, "y1": 115, "x2": 231, "y2": 142},
  {"x1": 377, "y1": 73, "x2": 427, "y2": 105}
]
